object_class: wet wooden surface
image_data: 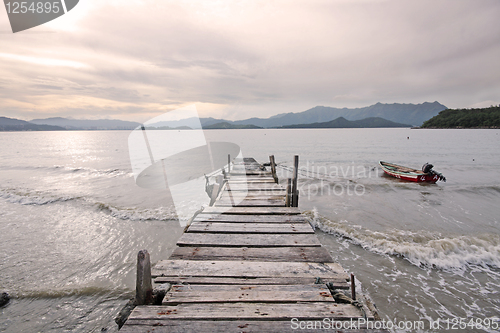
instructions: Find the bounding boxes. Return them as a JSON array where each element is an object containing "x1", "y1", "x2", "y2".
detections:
[{"x1": 122, "y1": 157, "x2": 383, "y2": 332}]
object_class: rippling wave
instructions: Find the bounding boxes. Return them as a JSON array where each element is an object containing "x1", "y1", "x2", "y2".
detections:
[
  {"x1": 9, "y1": 286, "x2": 133, "y2": 299},
  {"x1": 305, "y1": 209, "x2": 500, "y2": 271},
  {"x1": 0, "y1": 164, "x2": 133, "y2": 178},
  {"x1": 0, "y1": 188, "x2": 80, "y2": 205},
  {"x1": 0, "y1": 187, "x2": 176, "y2": 221}
]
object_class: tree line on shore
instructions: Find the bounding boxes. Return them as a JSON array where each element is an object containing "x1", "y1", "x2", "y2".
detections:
[{"x1": 421, "y1": 106, "x2": 500, "y2": 128}]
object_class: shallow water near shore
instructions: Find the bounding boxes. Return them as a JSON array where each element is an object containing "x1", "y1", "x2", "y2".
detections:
[{"x1": 0, "y1": 128, "x2": 499, "y2": 332}]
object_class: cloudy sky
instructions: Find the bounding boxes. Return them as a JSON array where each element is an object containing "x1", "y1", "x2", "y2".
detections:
[{"x1": 1, "y1": 0, "x2": 499, "y2": 122}]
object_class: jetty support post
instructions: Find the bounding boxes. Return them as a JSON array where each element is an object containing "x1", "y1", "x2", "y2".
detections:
[
  {"x1": 136, "y1": 250, "x2": 153, "y2": 305},
  {"x1": 285, "y1": 178, "x2": 292, "y2": 207},
  {"x1": 269, "y1": 155, "x2": 278, "y2": 183},
  {"x1": 351, "y1": 273, "x2": 356, "y2": 300},
  {"x1": 292, "y1": 155, "x2": 299, "y2": 207},
  {"x1": 228, "y1": 154, "x2": 231, "y2": 174}
]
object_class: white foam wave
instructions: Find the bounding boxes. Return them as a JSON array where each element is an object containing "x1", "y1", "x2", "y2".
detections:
[
  {"x1": 95, "y1": 202, "x2": 176, "y2": 221},
  {"x1": 0, "y1": 188, "x2": 176, "y2": 221},
  {"x1": 53, "y1": 165, "x2": 133, "y2": 178},
  {"x1": 305, "y1": 209, "x2": 500, "y2": 270},
  {"x1": 0, "y1": 188, "x2": 79, "y2": 205}
]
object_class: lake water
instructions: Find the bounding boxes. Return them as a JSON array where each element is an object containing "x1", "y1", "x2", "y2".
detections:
[{"x1": 0, "y1": 128, "x2": 499, "y2": 332}]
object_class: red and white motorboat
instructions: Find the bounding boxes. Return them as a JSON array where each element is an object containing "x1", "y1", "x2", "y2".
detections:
[{"x1": 379, "y1": 161, "x2": 446, "y2": 183}]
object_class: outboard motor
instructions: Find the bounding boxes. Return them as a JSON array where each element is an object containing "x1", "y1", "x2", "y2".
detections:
[{"x1": 422, "y1": 163, "x2": 434, "y2": 174}]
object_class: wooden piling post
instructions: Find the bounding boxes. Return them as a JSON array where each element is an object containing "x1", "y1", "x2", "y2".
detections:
[
  {"x1": 228, "y1": 154, "x2": 231, "y2": 173},
  {"x1": 269, "y1": 155, "x2": 278, "y2": 183},
  {"x1": 136, "y1": 250, "x2": 153, "y2": 305},
  {"x1": 285, "y1": 178, "x2": 292, "y2": 207},
  {"x1": 351, "y1": 273, "x2": 356, "y2": 300},
  {"x1": 292, "y1": 155, "x2": 299, "y2": 207}
]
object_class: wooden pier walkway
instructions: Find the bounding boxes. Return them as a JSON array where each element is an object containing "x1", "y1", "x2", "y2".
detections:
[{"x1": 121, "y1": 157, "x2": 383, "y2": 332}]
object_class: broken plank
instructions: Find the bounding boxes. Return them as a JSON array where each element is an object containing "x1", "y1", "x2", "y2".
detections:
[
  {"x1": 176, "y1": 233, "x2": 321, "y2": 247},
  {"x1": 152, "y1": 260, "x2": 348, "y2": 280},
  {"x1": 168, "y1": 246, "x2": 333, "y2": 262},
  {"x1": 187, "y1": 222, "x2": 313, "y2": 234}
]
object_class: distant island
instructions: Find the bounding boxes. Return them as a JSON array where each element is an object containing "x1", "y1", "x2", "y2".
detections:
[
  {"x1": 279, "y1": 117, "x2": 411, "y2": 129},
  {"x1": 421, "y1": 106, "x2": 500, "y2": 128},
  {"x1": 203, "y1": 122, "x2": 262, "y2": 129}
]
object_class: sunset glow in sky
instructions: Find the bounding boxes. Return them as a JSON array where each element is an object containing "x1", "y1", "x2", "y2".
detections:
[{"x1": 1, "y1": 0, "x2": 500, "y2": 122}]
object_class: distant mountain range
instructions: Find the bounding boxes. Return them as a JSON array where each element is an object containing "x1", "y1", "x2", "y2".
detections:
[
  {"x1": 0, "y1": 117, "x2": 64, "y2": 131},
  {"x1": 147, "y1": 101, "x2": 446, "y2": 128},
  {"x1": 229, "y1": 101, "x2": 445, "y2": 127},
  {"x1": 30, "y1": 117, "x2": 141, "y2": 130},
  {"x1": 281, "y1": 117, "x2": 411, "y2": 128},
  {"x1": 0, "y1": 101, "x2": 446, "y2": 131},
  {"x1": 203, "y1": 122, "x2": 262, "y2": 129}
]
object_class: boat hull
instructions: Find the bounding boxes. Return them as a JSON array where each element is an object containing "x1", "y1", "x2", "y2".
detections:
[{"x1": 379, "y1": 161, "x2": 441, "y2": 183}]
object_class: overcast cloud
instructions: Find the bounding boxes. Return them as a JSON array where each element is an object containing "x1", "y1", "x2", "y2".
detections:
[{"x1": 1, "y1": 0, "x2": 499, "y2": 122}]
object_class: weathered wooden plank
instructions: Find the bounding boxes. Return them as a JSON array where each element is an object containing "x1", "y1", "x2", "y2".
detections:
[
  {"x1": 121, "y1": 321, "x2": 385, "y2": 333},
  {"x1": 231, "y1": 166, "x2": 264, "y2": 171},
  {"x1": 167, "y1": 284, "x2": 332, "y2": 292},
  {"x1": 201, "y1": 207, "x2": 300, "y2": 215},
  {"x1": 152, "y1": 260, "x2": 348, "y2": 279},
  {"x1": 231, "y1": 163, "x2": 262, "y2": 169},
  {"x1": 154, "y1": 276, "x2": 350, "y2": 289},
  {"x1": 230, "y1": 171, "x2": 272, "y2": 176},
  {"x1": 176, "y1": 233, "x2": 321, "y2": 247},
  {"x1": 228, "y1": 179, "x2": 276, "y2": 183},
  {"x1": 226, "y1": 183, "x2": 284, "y2": 190},
  {"x1": 194, "y1": 214, "x2": 308, "y2": 223},
  {"x1": 219, "y1": 193, "x2": 285, "y2": 200},
  {"x1": 163, "y1": 284, "x2": 334, "y2": 304},
  {"x1": 227, "y1": 182, "x2": 283, "y2": 187},
  {"x1": 214, "y1": 199, "x2": 285, "y2": 207},
  {"x1": 226, "y1": 188, "x2": 287, "y2": 194},
  {"x1": 168, "y1": 246, "x2": 334, "y2": 262},
  {"x1": 228, "y1": 174, "x2": 274, "y2": 178},
  {"x1": 127, "y1": 302, "x2": 368, "y2": 320},
  {"x1": 187, "y1": 222, "x2": 313, "y2": 234},
  {"x1": 226, "y1": 188, "x2": 284, "y2": 193}
]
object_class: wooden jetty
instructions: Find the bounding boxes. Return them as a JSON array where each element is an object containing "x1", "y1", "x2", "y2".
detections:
[{"x1": 120, "y1": 156, "x2": 384, "y2": 332}]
